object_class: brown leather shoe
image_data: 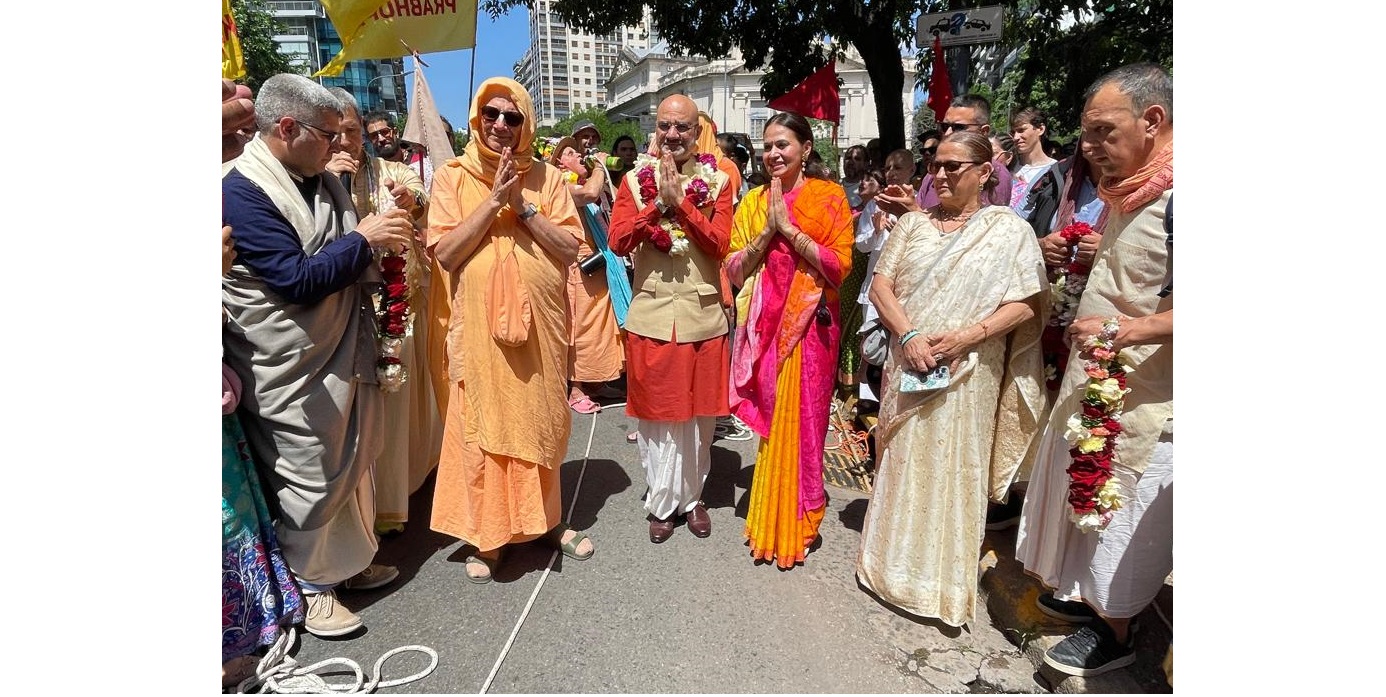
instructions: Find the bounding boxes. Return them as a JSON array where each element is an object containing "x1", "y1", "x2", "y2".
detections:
[
  {"x1": 649, "y1": 515, "x2": 675, "y2": 543},
  {"x1": 685, "y1": 503, "x2": 712, "y2": 538}
]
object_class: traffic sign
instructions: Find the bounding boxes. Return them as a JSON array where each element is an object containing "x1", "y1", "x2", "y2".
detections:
[{"x1": 916, "y1": 5, "x2": 1005, "y2": 48}]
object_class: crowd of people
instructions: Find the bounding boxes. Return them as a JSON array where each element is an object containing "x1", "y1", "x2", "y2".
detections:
[{"x1": 221, "y1": 61, "x2": 1172, "y2": 687}]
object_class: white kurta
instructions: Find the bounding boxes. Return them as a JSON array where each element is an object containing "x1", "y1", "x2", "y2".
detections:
[{"x1": 1015, "y1": 189, "x2": 1174, "y2": 618}]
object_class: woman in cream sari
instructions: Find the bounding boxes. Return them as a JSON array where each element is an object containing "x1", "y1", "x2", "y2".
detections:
[{"x1": 856, "y1": 131, "x2": 1047, "y2": 626}]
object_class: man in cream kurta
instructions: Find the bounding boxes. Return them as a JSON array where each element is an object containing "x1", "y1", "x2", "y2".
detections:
[
  {"x1": 608, "y1": 94, "x2": 735, "y2": 544},
  {"x1": 1014, "y1": 63, "x2": 1174, "y2": 679},
  {"x1": 222, "y1": 74, "x2": 415, "y2": 638}
]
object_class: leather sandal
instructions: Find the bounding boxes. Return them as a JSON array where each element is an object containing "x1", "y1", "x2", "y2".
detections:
[
  {"x1": 464, "y1": 549, "x2": 503, "y2": 584},
  {"x1": 543, "y1": 524, "x2": 595, "y2": 560}
]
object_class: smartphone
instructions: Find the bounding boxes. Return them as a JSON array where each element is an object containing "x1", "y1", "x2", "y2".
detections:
[{"x1": 899, "y1": 364, "x2": 950, "y2": 393}]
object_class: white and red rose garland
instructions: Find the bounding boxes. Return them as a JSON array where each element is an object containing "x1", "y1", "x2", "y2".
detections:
[
  {"x1": 1041, "y1": 221, "x2": 1095, "y2": 391},
  {"x1": 371, "y1": 195, "x2": 413, "y2": 393},
  {"x1": 1061, "y1": 318, "x2": 1128, "y2": 532},
  {"x1": 635, "y1": 152, "x2": 720, "y2": 256}
]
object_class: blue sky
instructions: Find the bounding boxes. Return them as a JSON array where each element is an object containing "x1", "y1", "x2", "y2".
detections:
[{"x1": 403, "y1": 8, "x2": 531, "y2": 130}]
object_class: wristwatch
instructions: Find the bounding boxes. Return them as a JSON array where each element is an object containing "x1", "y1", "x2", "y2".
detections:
[
  {"x1": 518, "y1": 202, "x2": 540, "y2": 220},
  {"x1": 655, "y1": 200, "x2": 672, "y2": 217}
]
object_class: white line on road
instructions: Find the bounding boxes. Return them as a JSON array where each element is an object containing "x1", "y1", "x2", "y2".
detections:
[{"x1": 477, "y1": 407, "x2": 607, "y2": 693}]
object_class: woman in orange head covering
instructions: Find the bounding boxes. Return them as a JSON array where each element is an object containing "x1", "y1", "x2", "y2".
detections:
[
  {"x1": 425, "y1": 77, "x2": 595, "y2": 582},
  {"x1": 697, "y1": 111, "x2": 744, "y2": 200}
]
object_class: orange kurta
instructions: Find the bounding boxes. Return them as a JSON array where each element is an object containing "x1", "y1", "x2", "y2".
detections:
[
  {"x1": 567, "y1": 236, "x2": 624, "y2": 383},
  {"x1": 426, "y1": 78, "x2": 585, "y2": 552}
]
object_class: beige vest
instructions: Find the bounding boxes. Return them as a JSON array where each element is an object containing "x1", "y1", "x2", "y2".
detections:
[{"x1": 621, "y1": 162, "x2": 730, "y2": 343}]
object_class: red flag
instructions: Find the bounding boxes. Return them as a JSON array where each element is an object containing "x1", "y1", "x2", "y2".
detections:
[
  {"x1": 768, "y1": 61, "x2": 840, "y2": 123},
  {"x1": 926, "y1": 34, "x2": 952, "y2": 122}
]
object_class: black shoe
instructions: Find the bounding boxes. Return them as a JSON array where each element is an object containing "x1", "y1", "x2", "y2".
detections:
[
  {"x1": 984, "y1": 495, "x2": 1024, "y2": 531},
  {"x1": 1036, "y1": 593, "x2": 1099, "y2": 623},
  {"x1": 1043, "y1": 624, "x2": 1136, "y2": 677}
]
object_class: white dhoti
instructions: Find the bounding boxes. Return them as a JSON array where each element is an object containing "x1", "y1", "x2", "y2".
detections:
[
  {"x1": 1015, "y1": 422, "x2": 1173, "y2": 618},
  {"x1": 637, "y1": 416, "x2": 714, "y2": 519}
]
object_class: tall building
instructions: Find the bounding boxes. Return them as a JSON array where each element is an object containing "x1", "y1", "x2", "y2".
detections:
[
  {"x1": 264, "y1": 1, "x2": 408, "y2": 118},
  {"x1": 517, "y1": 3, "x2": 658, "y2": 127}
]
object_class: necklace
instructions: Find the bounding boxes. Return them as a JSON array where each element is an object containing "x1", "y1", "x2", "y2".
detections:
[{"x1": 929, "y1": 204, "x2": 978, "y2": 234}]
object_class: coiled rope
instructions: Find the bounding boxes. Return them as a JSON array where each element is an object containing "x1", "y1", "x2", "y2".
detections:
[{"x1": 233, "y1": 627, "x2": 438, "y2": 693}]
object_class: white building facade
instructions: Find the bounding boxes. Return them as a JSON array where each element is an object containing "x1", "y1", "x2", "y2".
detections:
[{"x1": 604, "y1": 45, "x2": 917, "y2": 156}]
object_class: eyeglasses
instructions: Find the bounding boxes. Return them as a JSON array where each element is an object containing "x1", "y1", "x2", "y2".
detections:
[
  {"x1": 366, "y1": 126, "x2": 393, "y2": 140},
  {"x1": 939, "y1": 121, "x2": 984, "y2": 133},
  {"x1": 656, "y1": 121, "x2": 695, "y2": 134},
  {"x1": 921, "y1": 146, "x2": 937, "y2": 156},
  {"x1": 298, "y1": 120, "x2": 341, "y2": 142},
  {"x1": 926, "y1": 160, "x2": 983, "y2": 175},
  {"x1": 480, "y1": 105, "x2": 525, "y2": 128}
]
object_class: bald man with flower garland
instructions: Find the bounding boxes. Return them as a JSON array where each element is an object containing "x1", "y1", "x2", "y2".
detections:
[{"x1": 608, "y1": 94, "x2": 735, "y2": 544}]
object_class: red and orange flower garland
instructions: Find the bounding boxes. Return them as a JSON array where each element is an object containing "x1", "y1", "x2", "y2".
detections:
[{"x1": 1061, "y1": 318, "x2": 1128, "y2": 532}]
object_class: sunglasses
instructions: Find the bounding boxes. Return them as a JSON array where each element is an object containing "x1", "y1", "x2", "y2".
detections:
[
  {"x1": 939, "y1": 121, "x2": 983, "y2": 133},
  {"x1": 481, "y1": 105, "x2": 525, "y2": 128},
  {"x1": 921, "y1": 146, "x2": 937, "y2": 156},
  {"x1": 297, "y1": 120, "x2": 341, "y2": 142},
  {"x1": 366, "y1": 126, "x2": 393, "y2": 139},
  {"x1": 927, "y1": 160, "x2": 984, "y2": 175}
]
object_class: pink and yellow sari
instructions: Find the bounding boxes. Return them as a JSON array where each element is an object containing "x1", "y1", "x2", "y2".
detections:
[{"x1": 727, "y1": 178, "x2": 853, "y2": 568}]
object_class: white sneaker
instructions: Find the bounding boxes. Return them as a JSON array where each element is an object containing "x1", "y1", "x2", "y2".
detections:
[{"x1": 304, "y1": 589, "x2": 363, "y2": 637}]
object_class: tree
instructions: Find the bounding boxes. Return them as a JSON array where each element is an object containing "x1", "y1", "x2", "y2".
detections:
[
  {"x1": 480, "y1": 1, "x2": 1171, "y2": 155},
  {"x1": 230, "y1": 0, "x2": 301, "y2": 92},
  {"x1": 536, "y1": 106, "x2": 646, "y2": 154}
]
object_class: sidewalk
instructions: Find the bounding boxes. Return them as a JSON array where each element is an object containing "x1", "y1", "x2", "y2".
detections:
[{"x1": 286, "y1": 404, "x2": 1169, "y2": 693}]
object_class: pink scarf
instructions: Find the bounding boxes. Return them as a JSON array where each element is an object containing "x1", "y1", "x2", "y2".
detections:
[{"x1": 1098, "y1": 141, "x2": 1173, "y2": 213}]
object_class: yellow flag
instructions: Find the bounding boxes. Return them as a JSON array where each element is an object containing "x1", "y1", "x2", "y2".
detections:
[
  {"x1": 222, "y1": 0, "x2": 246, "y2": 81},
  {"x1": 316, "y1": 0, "x2": 478, "y2": 77}
]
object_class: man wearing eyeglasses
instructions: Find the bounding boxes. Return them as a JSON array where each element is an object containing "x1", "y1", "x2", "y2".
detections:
[
  {"x1": 222, "y1": 73, "x2": 416, "y2": 639},
  {"x1": 609, "y1": 94, "x2": 735, "y2": 544},
  {"x1": 364, "y1": 112, "x2": 406, "y2": 163},
  {"x1": 878, "y1": 95, "x2": 1013, "y2": 218}
]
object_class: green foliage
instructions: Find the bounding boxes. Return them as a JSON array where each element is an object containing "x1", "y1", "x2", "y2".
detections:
[
  {"x1": 809, "y1": 119, "x2": 841, "y2": 178},
  {"x1": 230, "y1": 0, "x2": 301, "y2": 92},
  {"x1": 536, "y1": 106, "x2": 645, "y2": 153}
]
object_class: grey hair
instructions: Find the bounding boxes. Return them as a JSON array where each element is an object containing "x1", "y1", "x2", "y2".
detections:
[
  {"x1": 1084, "y1": 63, "x2": 1173, "y2": 122},
  {"x1": 326, "y1": 86, "x2": 359, "y2": 117},
  {"x1": 254, "y1": 73, "x2": 343, "y2": 135}
]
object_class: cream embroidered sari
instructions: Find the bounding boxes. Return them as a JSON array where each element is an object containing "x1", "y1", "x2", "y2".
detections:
[{"x1": 856, "y1": 206, "x2": 1047, "y2": 626}]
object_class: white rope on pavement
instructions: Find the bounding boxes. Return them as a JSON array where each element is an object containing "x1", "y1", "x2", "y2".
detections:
[
  {"x1": 232, "y1": 627, "x2": 439, "y2": 693},
  {"x1": 477, "y1": 404, "x2": 609, "y2": 694}
]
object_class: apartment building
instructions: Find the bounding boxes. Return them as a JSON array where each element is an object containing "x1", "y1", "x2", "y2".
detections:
[
  {"x1": 516, "y1": 2, "x2": 658, "y2": 126},
  {"x1": 264, "y1": 0, "x2": 408, "y2": 118}
]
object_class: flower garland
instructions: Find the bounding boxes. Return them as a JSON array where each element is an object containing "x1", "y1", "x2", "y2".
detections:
[
  {"x1": 1061, "y1": 318, "x2": 1129, "y2": 532},
  {"x1": 635, "y1": 152, "x2": 720, "y2": 257},
  {"x1": 371, "y1": 195, "x2": 413, "y2": 393},
  {"x1": 1041, "y1": 221, "x2": 1096, "y2": 391}
]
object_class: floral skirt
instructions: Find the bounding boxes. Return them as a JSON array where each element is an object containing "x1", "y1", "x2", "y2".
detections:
[{"x1": 222, "y1": 414, "x2": 304, "y2": 663}]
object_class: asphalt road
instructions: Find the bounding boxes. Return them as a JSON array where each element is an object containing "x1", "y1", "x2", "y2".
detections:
[{"x1": 285, "y1": 402, "x2": 1125, "y2": 694}]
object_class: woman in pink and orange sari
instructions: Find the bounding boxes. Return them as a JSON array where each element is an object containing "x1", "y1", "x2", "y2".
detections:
[{"x1": 725, "y1": 112, "x2": 854, "y2": 569}]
